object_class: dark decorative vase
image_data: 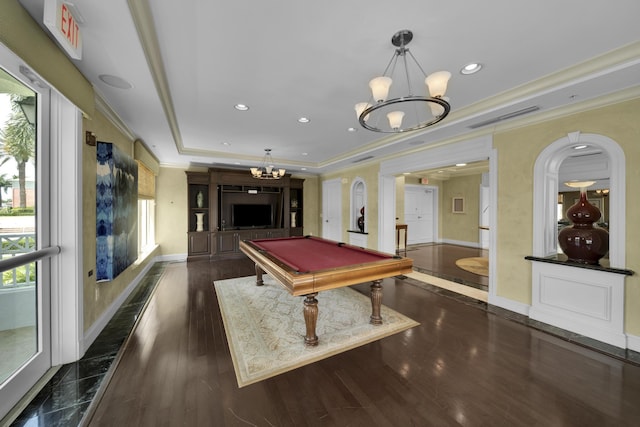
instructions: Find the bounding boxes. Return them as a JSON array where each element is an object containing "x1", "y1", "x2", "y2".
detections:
[
  {"x1": 558, "y1": 191, "x2": 609, "y2": 265},
  {"x1": 357, "y1": 207, "x2": 365, "y2": 232}
]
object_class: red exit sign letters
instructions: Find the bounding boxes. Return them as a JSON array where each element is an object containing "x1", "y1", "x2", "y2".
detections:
[{"x1": 44, "y1": 0, "x2": 83, "y2": 60}]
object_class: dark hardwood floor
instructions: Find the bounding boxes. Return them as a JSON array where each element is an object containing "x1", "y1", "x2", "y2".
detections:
[
  {"x1": 407, "y1": 243, "x2": 489, "y2": 290},
  {"x1": 84, "y1": 255, "x2": 640, "y2": 426}
]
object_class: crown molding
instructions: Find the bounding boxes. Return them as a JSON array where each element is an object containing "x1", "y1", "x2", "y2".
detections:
[{"x1": 93, "y1": 92, "x2": 136, "y2": 141}]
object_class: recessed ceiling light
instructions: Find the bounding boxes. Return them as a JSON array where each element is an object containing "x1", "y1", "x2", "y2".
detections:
[
  {"x1": 301, "y1": 167, "x2": 307, "y2": 171},
  {"x1": 298, "y1": 117, "x2": 310, "y2": 123},
  {"x1": 347, "y1": 127, "x2": 358, "y2": 132},
  {"x1": 573, "y1": 145, "x2": 588, "y2": 150},
  {"x1": 460, "y1": 63, "x2": 482, "y2": 75},
  {"x1": 234, "y1": 104, "x2": 249, "y2": 111},
  {"x1": 98, "y1": 74, "x2": 133, "y2": 89},
  {"x1": 301, "y1": 152, "x2": 308, "y2": 156},
  {"x1": 455, "y1": 163, "x2": 467, "y2": 167},
  {"x1": 222, "y1": 142, "x2": 230, "y2": 146}
]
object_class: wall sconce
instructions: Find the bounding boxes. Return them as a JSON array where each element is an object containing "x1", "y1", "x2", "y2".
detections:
[{"x1": 85, "y1": 131, "x2": 96, "y2": 146}]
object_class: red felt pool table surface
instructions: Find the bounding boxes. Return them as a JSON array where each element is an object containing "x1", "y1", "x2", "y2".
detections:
[
  {"x1": 239, "y1": 235, "x2": 413, "y2": 296},
  {"x1": 247, "y1": 235, "x2": 392, "y2": 272}
]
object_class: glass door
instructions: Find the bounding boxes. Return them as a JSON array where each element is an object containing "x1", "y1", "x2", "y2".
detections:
[{"x1": 0, "y1": 48, "x2": 53, "y2": 419}]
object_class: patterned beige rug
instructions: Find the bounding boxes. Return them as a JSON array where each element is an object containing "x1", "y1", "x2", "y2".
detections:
[{"x1": 214, "y1": 275, "x2": 419, "y2": 388}]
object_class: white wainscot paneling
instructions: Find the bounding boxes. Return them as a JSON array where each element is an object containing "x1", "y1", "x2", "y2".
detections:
[
  {"x1": 529, "y1": 261, "x2": 627, "y2": 348},
  {"x1": 348, "y1": 232, "x2": 368, "y2": 248}
]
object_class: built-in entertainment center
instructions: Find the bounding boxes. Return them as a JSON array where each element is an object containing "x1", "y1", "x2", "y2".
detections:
[{"x1": 186, "y1": 168, "x2": 303, "y2": 261}]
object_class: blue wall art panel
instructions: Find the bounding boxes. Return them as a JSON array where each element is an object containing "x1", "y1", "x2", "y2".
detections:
[{"x1": 96, "y1": 142, "x2": 138, "y2": 281}]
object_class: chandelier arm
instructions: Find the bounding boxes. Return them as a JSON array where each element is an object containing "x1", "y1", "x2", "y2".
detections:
[
  {"x1": 401, "y1": 49, "x2": 413, "y2": 96},
  {"x1": 380, "y1": 50, "x2": 398, "y2": 77},
  {"x1": 406, "y1": 49, "x2": 429, "y2": 79}
]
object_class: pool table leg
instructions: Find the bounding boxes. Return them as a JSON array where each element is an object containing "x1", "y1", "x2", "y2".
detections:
[
  {"x1": 254, "y1": 264, "x2": 264, "y2": 286},
  {"x1": 303, "y1": 293, "x2": 319, "y2": 346},
  {"x1": 369, "y1": 280, "x2": 383, "y2": 325}
]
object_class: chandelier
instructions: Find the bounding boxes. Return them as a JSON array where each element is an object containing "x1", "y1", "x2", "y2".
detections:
[
  {"x1": 250, "y1": 148, "x2": 286, "y2": 179},
  {"x1": 355, "y1": 30, "x2": 451, "y2": 133}
]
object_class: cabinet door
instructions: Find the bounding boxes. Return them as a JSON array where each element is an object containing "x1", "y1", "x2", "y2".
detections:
[
  {"x1": 188, "y1": 232, "x2": 210, "y2": 255},
  {"x1": 236, "y1": 231, "x2": 254, "y2": 250},
  {"x1": 216, "y1": 232, "x2": 236, "y2": 253},
  {"x1": 269, "y1": 229, "x2": 287, "y2": 238},
  {"x1": 252, "y1": 230, "x2": 271, "y2": 240}
]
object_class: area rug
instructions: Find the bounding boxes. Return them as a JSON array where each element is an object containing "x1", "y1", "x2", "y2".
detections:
[
  {"x1": 214, "y1": 275, "x2": 419, "y2": 388},
  {"x1": 455, "y1": 257, "x2": 489, "y2": 276}
]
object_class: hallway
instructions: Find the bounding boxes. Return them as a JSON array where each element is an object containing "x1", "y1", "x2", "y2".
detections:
[{"x1": 405, "y1": 243, "x2": 489, "y2": 291}]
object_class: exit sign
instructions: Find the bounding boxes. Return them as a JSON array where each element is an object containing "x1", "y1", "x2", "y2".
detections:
[{"x1": 44, "y1": 0, "x2": 83, "y2": 60}]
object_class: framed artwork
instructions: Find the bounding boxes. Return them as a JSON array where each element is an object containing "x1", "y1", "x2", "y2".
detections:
[
  {"x1": 452, "y1": 197, "x2": 465, "y2": 213},
  {"x1": 96, "y1": 142, "x2": 138, "y2": 281}
]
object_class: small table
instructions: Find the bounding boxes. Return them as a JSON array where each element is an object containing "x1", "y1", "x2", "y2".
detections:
[
  {"x1": 239, "y1": 236, "x2": 413, "y2": 346},
  {"x1": 396, "y1": 224, "x2": 408, "y2": 255}
]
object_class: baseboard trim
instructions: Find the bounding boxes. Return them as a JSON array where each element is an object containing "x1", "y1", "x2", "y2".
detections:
[
  {"x1": 488, "y1": 294, "x2": 530, "y2": 316},
  {"x1": 627, "y1": 334, "x2": 640, "y2": 353},
  {"x1": 440, "y1": 239, "x2": 481, "y2": 248},
  {"x1": 82, "y1": 256, "x2": 158, "y2": 353}
]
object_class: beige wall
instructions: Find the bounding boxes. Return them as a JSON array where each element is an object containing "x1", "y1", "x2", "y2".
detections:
[
  {"x1": 441, "y1": 174, "x2": 482, "y2": 244},
  {"x1": 155, "y1": 167, "x2": 190, "y2": 256},
  {"x1": 81, "y1": 108, "x2": 159, "y2": 331},
  {"x1": 494, "y1": 97, "x2": 640, "y2": 334},
  {"x1": 395, "y1": 176, "x2": 405, "y2": 223},
  {"x1": 300, "y1": 175, "x2": 320, "y2": 236}
]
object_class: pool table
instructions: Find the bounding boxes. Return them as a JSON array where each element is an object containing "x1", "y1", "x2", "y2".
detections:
[{"x1": 239, "y1": 235, "x2": 413, "y2": 346}]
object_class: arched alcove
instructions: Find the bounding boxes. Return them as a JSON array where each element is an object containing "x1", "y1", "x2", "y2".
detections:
[
  {"x1": 532, "y1": 131, "x2": 625, "y2": 268},
  {"x1": 350, "y1": 178, "x2": 366, "y2": 232},
  {"x1": 529, "y1": 131, "x2": 629, "y2": 348}
]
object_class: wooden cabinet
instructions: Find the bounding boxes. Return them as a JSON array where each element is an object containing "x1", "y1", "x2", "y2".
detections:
[
  {"x1": 186, "y1": 172, "x2": 211, "y2": 261},
  {"x1": 290, "y1": 179, "x2": 304, "y2": 236},
  {"x1": 188, "y1": 231, "x2": 210, "y2": 257},
  {"x1": 186, "y1": 169, "x2": 304, "y2": 261},
  {"x1": 212, "y1": 229, "x2": 285, "y2": 256}
]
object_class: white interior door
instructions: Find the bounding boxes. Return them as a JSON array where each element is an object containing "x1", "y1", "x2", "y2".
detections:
[
  {"x1": 480, "y1": 185, "x2": 490, "y2": 249},
  {"x1": 322, "y1": 178, "x2": 342, "y2": 241},
  {"x1": 404, "y1": 185, "x2": 436, "y2": 245}
]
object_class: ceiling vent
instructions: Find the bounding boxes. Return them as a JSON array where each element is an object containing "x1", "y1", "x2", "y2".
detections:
[
  {"x1": 468, "y1": 106, "x2": 540, "y2": 129},
  {"x1": 353, "y1": 155, "x2": 374, "y2": 163}
]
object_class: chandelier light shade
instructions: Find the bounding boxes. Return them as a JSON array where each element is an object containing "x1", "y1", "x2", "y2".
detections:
[
  {"x1": 250, "y1": 148, "x2": 286, "y2": 179},
  {"x1": 355, "y1": 29, "x2": 452, "y2": 133}
]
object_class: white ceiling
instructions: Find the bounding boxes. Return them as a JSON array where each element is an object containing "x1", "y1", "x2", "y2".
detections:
[{"x1": 17, "y1": 0, "x2": 640, "y2": 175}]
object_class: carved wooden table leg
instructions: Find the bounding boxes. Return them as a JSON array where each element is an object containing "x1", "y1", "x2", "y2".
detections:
[
  {"x1": 254, "y1": 264, "x2": 264, "y2": 286},
  {"x1": 369, "y1": 280, "x2": 383, "y2": 325},
  {"x1": 303, "y1": 293, "x2": 319, "y2": 346}
]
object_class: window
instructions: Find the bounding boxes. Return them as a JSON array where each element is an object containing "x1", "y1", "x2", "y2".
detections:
[
  {"x1": 138, "y1": 199, "x2": 155, "y2": 254},
  {"x1": 136, "y1": 159, "x2": 156, "y2": 254}
]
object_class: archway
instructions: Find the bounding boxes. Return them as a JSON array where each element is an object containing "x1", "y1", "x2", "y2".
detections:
[{"x1": 532, "y1": 131, "x2": 625, "y2": 268}]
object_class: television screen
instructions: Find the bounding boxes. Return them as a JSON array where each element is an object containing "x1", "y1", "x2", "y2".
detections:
[{"x1": 232, "y1": 204, "x2": 273, "y2": 228}]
